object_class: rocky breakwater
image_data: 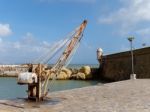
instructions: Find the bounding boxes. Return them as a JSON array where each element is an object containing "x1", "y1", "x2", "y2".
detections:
[
  {"x1": 51, "y1": 66, "x2": 98, "y2": 80},
  {"x1": 0, "y1": 65, "x2": 99, "y2": 80},
  {"x1": 0, "y1": 65, "x2": 28, "y2": 77}
]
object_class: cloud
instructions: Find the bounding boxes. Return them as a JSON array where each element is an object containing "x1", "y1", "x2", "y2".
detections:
[
  {"x1": 0, "y1": 24, "x2": 12, "y2": 37},
  {"x1": 98, "y1": 0, "x2": 150, "y2": 36},
  {"x1": 136, "y1": 28, "x2": 150, "y2": 43},
  {"x1": 21, "y1": 32, "x2": 38, "y2": 45},
  {"x1": 136, "y1": 28, "x2": 150, "y2": 36},
  {"x1": 99, "y1": 0, "x2": 150, "y2": 25},
  {"x1": 0, "y1": 38, "x2": 2, "y2": 43},
  {"x1": 0, "y1": 32, "x2": 53, "y2": 64}
]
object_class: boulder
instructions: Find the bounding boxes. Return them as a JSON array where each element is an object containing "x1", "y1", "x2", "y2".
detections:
[
  {"x1": 49, "y1": 73, "x2": 56, "y2": 80},
  {"x1": 70, "y1": 74, "x2": 77, "y2": 79},
  {"x1": 57, "y1": 72, "x2": 68, "y2": 80},
  {"x1": 79, "y1": 66, "x2": 93, "y2": 79},
  {"x1": 79, "y1": 66, "x2": 91, "y2": 75},
  {"x1": 71, "y1": 69, "x2": 78, "y2": 75},
  {"x1": 48, "y1": 68, "x2": 71, "y2": 80},
  {"x1": 61, "y1": 67, "x2": 72, "y2": 78},
  {"x1": 76, "y1": 72, "x2": 86, "y2": 80}
]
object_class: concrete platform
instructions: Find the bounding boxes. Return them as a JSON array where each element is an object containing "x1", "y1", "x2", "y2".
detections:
[{"x1": 0, "y1": 79, "x2": 149, "y2": 112}]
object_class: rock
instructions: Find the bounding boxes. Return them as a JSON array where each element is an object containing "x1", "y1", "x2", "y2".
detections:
[
  {"x1": 61, "y1": 67, "x2": 72, "y2": 78},
  {"x1": 49, "y1": 72, "x2": 56, "y2": 80},
  {"x1": 79, "y1": 66, "x2": 91, "y2": 75},
  {"x1": 40, "y1": 66, "x2": 93, "y2": 80},
  {"x1": 79, "y1": 66, "x2": 93, "y2": 79},
  {"x1": 71, "y1": 68, "x2": 78, "y2": 74},
  {"x1": 70, "y1": 74, "x2": 77, "y2": 79},
  {"x1": 46, "y1": 68, "x2": 72, "y2": 80},
  {"x1": 57, "y1": 72, "x2": 68, "y2": 80},
  {"x1": 76, "y1": 72, "x2": 86, "y2": 80},
  {"x1": 86, "y1": 74, "x2": 93, "y2": 79}
]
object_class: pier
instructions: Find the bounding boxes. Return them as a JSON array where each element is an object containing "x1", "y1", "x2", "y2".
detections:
[{"x1": 0, "y1": 79, "x2": 149, "y2": 112}]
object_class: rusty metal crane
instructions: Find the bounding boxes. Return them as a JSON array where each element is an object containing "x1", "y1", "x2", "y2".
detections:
[{"x1": 17, "y1": 20, "x2": 87, "y2": 101}]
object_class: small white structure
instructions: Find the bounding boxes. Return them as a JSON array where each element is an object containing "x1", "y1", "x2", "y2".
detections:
[
  {"x1": 130, "y1": 74, "x2": 136, "y2": 80},
  {"x1": 97, "y1": 48, "x2": 103, "y2": 63},
  {"x1": 18, "y1": 72, "x2": 37, "y2": 84}
]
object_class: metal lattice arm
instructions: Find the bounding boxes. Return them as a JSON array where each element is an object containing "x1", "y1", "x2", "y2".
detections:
[{"x1": 42, "y1": 20, "x2": 87, "y2": 96}]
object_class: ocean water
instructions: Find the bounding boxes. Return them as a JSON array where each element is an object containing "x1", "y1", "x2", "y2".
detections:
[
  {"x1": 0, "y1": 77, "x2": 100, "y2": 100},
  {"x1": 0, "y1": 64, "x2": 101, "y2": 100}
]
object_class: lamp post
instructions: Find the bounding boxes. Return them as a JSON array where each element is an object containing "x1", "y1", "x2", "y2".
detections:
[{"x1": 128, "y1": 36, "x2": 136, "y2": 79}]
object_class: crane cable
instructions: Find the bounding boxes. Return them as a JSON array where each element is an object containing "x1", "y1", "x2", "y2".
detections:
[
  {"x1": 33, "y1": 27, "x2": 80, "y2": 64},
  {"x1": 41, "y1": 20, "x2": 87, "y2": 97},
  {"x1": 42, "y1": 33, "x2": 83, "y2": 96},
  {"x1": 40, "y1": 26, "x2": 80, "y2": 95},
  {"x1": 43, "y1": 34, "x2": 82, "y2": 93},
  {"x1": 33, "y1": 37, "x2": 70, "y2": 64}
]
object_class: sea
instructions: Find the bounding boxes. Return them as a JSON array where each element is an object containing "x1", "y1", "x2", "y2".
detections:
[{"x1": 0, "y1": 64, "x2": 101, "y2": 100}]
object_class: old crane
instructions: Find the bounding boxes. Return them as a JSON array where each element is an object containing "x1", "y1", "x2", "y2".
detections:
[{"x1": 17, "y1": 20, "x2": 87, "y2": 101}]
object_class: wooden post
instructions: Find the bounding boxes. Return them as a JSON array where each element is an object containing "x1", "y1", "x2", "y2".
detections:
[
  {"x1": 27, "y1": 64, "x2": 43, "y2": 101},
  {"x1": 37, "y1": 64, "x2": 42, "y2": 101}
]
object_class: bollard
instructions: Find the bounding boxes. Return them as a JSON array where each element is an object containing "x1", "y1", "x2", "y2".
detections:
[{"x1": 130, "y1": 74, "x2": 136, "y2": 80}]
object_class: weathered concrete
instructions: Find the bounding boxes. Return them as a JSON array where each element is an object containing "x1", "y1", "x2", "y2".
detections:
[
  {"x1": 0, "y1": 79, "x2": 149, "y2": 112},
  {"x1": 99, "y1": 47, "x2": 150, "y2": 81}
]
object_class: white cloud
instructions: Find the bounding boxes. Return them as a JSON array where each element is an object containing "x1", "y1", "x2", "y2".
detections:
[
  {"x1": 13, "y1": 42, "x2": 21, "y2": 49},
  {"x1": 99, "y1": 0, "x2": 150, "y2": 25},
  {"x1": 0, "y1": 32, "x2": 53, "y2": 64},
  {"x1": 0, "y1": 31, "x2": 88, "y2": 64},
  {"x1": 0, "y1": 24, "x2": 12, "y2": 37},
  {"x1": 42, "y1": 41, "x2": 51, "y2": 48},
  {"x1": 136, "y1": 28, "x2": 150, "y2": 36},
  {"x1": 21, "y1": 32, "x2": 38, "y2": 45},
  {"x1": 136, "y1": 28, "x2": 150, "y2": 43},
  {"x1": 98, "y1": 0, "x2": 150, "y2": 40},
  {"x1": 0, "y1": 38, "x2": 2, "y2": 43}
]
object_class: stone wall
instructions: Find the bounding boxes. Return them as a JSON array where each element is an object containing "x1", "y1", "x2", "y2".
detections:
[{"x1": 99, "y1": 47, "x2": 150, "y2": 81}]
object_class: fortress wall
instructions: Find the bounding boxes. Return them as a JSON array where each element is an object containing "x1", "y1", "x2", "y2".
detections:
[{"x1": 99, "y1": 47, "x2": 150, "y2": 81}]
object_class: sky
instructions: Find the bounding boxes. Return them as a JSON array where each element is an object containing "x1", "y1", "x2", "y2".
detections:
[{"x1": 0, "y1": 0, "x2": 150, "y2": 64}]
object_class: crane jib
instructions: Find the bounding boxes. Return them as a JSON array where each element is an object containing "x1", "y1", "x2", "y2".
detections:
[{"x1": 17, "y1": 20, "x2": 88, "y2": 101}]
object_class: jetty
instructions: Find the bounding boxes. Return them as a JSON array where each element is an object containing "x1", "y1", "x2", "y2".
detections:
[{"x1": 0, "y1": 79, "x2": 149, "y2": 112}]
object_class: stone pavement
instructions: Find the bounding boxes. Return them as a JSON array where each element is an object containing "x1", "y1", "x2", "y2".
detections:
[{"x1": 0, "y1": 79, "x2": 149, "y2": 112}]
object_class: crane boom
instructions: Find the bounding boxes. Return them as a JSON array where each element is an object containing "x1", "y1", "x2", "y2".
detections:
[
  {"x1": 17, "y1": 20, "x2": 88, "y2": 101},
  {"x1": 42, "y1": 20, "x2": 87, "y2": 96},
  {"x1": 53, "y1": 20, "x2": 87, "y2": 70}
]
